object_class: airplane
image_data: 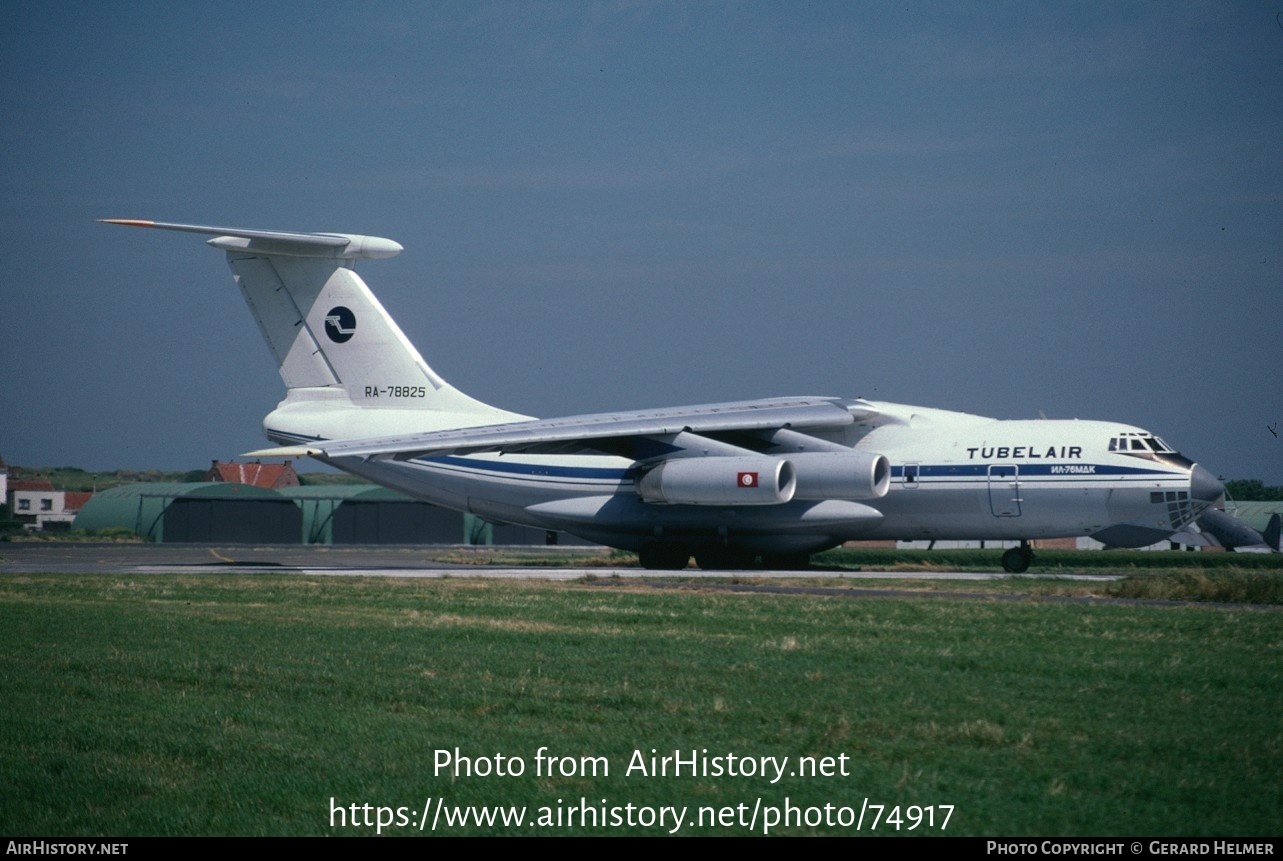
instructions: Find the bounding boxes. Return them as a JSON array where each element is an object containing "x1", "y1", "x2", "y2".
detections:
[
  {"x1": 100, "y1": 218, "x2": 1226, "y2": 573},
  {"x1": 1174, "y1": 509, "x2": 1282, "y2": 554}
]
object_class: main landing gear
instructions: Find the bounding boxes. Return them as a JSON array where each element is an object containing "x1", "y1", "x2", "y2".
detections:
[
  {"x1": 637, "y1": 543, "x2": 691, "y2": 571},
  {"x1": 694, "y1": 546, "x2": 756, "y2": 571},
  {"x1": 1001, "y1": 542, "x2": 1035, "y2": 574},
  {"x1": 638, "y1": 543, "x2": 808, "y2": 571}
]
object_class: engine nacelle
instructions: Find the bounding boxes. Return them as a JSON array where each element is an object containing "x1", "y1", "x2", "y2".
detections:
[
  {"x1": 637, "y1": 457, "x2": 797, "y2": 505},
  {"x1": 789, "y1": 451, "x2": 890, "y2": 500}
]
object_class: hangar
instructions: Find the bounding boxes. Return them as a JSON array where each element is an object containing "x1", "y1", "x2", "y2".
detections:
[
  {"x1": 74, "y1": 483, "x2": 302, "y2": 543},
  {"x1": 282, "y1": 486, "x2": 462, "y2": 544},
  {"x1": 73, "y1": 482, "x2": 592, "y2": 546}
]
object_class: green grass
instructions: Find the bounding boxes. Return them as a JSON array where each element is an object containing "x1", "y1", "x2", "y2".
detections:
[
  {"x1": 812, "y1": 547, "x2": 1283, "y2": 604},
  {"x1": 1, "y1": 575, "x2": 1279, "y2": 836},
  {"x1": 423, "y1": 546, "x2": 639, "y2": 567},
  {"x1": 816, "y1": 547, "x2": 1283, "y2": 572}
]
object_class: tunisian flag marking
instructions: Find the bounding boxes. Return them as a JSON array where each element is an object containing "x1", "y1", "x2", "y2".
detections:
[{"x1": 737, "y1": 472, "x2": 759, "y2": 488}]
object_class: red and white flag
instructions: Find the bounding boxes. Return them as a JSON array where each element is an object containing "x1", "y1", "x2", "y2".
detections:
[{"x1": 737, "y1": 471, "x2": 759, "y2": 488}]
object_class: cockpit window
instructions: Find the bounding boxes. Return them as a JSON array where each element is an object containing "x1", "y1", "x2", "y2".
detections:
[{"x1": 1111, "y1": 432, "x2": 1176, "y2": 455}]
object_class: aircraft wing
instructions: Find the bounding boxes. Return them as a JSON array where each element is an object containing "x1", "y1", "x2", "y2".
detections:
[{"x1": 252, "y1": 397, "x2": 876, "y2": 460}]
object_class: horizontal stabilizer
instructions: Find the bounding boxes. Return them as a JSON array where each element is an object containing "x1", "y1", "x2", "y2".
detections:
[{"x1": 98, "y1": 219, "x2": 402, "y2": 260}]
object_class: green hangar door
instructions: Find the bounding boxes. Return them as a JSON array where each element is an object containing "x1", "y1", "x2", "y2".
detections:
[
  {"x1": 331, "y1": 500, "x2": 462, "y2": 544},
  {"x1": 163, "y1": 498, "x2": 302, "y2": 543}
]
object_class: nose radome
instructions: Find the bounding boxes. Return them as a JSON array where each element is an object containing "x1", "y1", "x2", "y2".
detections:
[{"x1": 1190, "y1": 464, "x2": 1224, "y2": 503}]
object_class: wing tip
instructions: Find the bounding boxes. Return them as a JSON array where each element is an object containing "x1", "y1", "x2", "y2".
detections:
[
  {"x1": 98, "y1": 218, "x2": 155, "y2": 227},
  {"x1": 242, "y1": 445, "x2": 325, "y2": 458}
]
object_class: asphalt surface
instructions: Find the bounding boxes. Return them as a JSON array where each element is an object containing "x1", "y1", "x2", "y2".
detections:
[{"x1": 0, "y1": 541, "x2": 1117, "y2": 582}]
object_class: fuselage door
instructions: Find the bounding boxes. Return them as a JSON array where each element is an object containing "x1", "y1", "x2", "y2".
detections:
[{"x1": 988, "y1": 464, "x2": 1022, "y2": 517}]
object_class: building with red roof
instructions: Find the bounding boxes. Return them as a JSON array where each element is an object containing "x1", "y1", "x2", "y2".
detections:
[{"x1": 203, "y1": 460, "x2": 300, "y2": 490}]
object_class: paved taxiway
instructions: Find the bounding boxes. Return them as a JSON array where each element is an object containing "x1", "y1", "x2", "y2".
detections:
[{"x1": 0, "y1": 542, "x2": 1121, "y2": 582}]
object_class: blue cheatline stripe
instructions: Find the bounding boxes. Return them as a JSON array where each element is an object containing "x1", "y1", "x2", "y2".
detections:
[
  {"x1": 265, "y1": 431, "x2": 636, "y2": 485},
  {"x1": 892, "y1": 463, "x2": 1179, "y2": 479},
  {"x1": 265, "y1": 428, "x2": 1181, "y2": 483},
  {"x1": 413, "y1": 456, "x2": 635, "y2": 481},
  {"x1": 264, "y1": 429, "x2": 632, "y2": 480}
]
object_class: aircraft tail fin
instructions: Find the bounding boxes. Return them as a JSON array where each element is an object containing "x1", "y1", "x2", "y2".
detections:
[
  {"x1": 100, "y1": 220, "x2": 520, "y2": 435},
  {"x1": 1265, "y1": 513, "x2": 1281, "y2": 553}
]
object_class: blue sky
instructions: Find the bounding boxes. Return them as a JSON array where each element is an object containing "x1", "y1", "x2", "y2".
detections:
[{"x1": 3, "y1": 2, "x2": 1281, "y2": 484}]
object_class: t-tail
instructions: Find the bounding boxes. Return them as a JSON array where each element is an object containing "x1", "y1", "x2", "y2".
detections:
[{"x1": 99, "y1": 220, "x2": 524, "y2": 445}]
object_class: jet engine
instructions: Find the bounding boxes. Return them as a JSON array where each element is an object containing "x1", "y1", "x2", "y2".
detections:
[
  {"x1": 789, "y1": 451, "x2": 891, "y2": 500},
  {"x1": 637, "y1": 456, "x2": 796, "y2": 505}
]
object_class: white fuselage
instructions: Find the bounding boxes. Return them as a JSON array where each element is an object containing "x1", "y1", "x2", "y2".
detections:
[{"x1": 266, "y1": 398, "x2": 1204, "y2": 554}]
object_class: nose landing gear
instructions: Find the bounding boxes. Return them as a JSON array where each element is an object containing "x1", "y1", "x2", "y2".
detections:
[{"x1": 1001, "y1": 542, "x2": 1034, "y2": 574}]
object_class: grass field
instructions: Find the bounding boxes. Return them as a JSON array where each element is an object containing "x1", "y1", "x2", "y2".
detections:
[{"x1": 1, "y1": 572, "x2": 1280, "y2": 836}]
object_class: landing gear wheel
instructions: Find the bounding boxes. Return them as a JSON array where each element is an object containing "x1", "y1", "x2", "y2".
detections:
[
  {"x1": 638, "y1": 544, "x2": 690, "y2": 570},
  {"x1": 1001, "y1": 545, "x2": 1034, "y2": 574},
  {"x1": 761, "y1": 553, "x2": 812, "y2": 571}
]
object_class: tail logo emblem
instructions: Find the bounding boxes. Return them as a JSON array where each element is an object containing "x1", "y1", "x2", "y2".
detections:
[{"x1": 324, "y1": 307, "x2": 356, "y2": 343}]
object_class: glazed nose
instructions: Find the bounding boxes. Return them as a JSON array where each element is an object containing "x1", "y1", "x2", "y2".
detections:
[{"x1": 1189, "y1": 464, "x2": 1224, "y2": 504}]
